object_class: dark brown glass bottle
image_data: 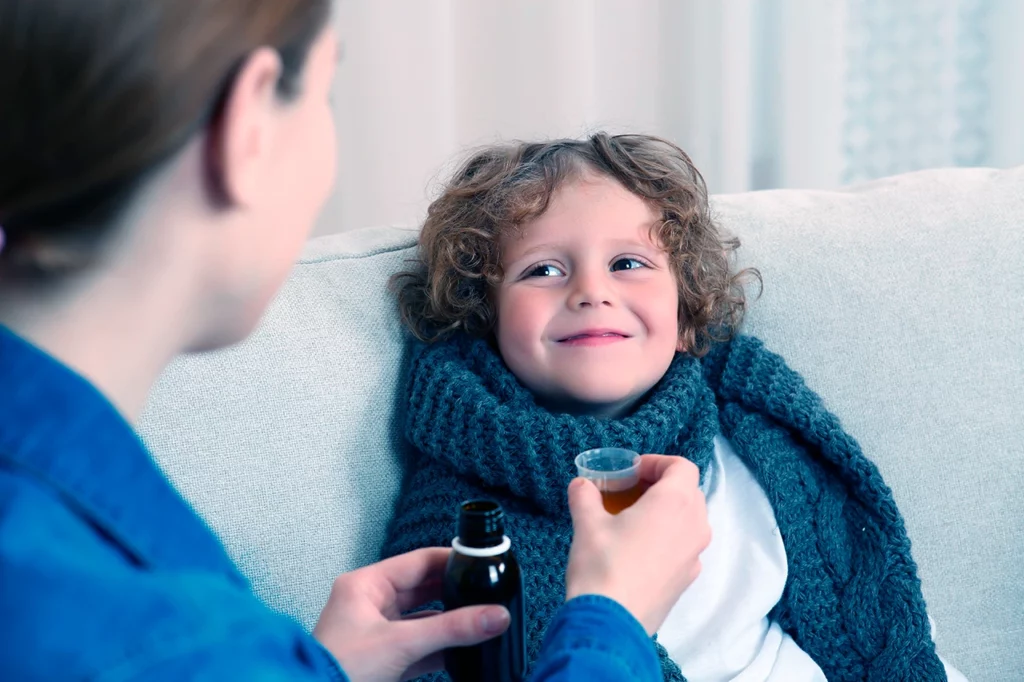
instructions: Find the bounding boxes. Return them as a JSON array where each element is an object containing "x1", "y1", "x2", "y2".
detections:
[{"x1": 442, "y1": 499, "x2": 526, "y2": 682}]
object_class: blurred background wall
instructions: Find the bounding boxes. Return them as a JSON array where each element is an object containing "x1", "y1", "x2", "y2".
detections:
[{"x1": 317, "y1": 0, "x2": 1024, "y2": 235}]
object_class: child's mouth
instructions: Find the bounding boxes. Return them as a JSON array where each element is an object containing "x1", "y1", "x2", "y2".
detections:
[{"x1": 557, "y1": 331, "x2": 630, "y2": 346}]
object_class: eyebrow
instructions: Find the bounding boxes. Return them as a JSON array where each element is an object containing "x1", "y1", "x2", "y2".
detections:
[
  {"x1": 509, "y1": 243, "x2": 563, "y2": 262},
  {"x1": 508, "y1": 236, "x2": 662, "y2": 262}
]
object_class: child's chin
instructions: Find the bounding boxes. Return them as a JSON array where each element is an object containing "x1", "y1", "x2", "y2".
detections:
[{"x1": 556, "y1": 388, "x2": 643, "y2": 418}]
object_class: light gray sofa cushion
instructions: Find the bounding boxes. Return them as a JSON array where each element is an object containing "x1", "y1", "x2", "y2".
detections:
[{"x1": 139, "y1": 167, "x2": 1024, "y2": 682}]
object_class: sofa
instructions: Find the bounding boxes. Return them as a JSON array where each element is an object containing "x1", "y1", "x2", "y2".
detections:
[{"x1": 138, "y1": 166, "x2": 1024, "y2": 682}]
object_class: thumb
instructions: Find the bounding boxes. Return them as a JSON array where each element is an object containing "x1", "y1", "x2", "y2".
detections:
[
  {"x1": 568, "y1": 477, "x2": 606, "y2": 528},
  {"x1": 393, "y1": 604, "x2": 510, "y2": 665}
]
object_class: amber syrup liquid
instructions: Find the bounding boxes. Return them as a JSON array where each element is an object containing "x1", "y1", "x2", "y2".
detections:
[{"x1": 599, "y1": 480, "x2": 651, "y2": 514}]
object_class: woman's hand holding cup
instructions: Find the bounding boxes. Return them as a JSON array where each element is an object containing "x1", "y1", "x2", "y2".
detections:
[{"x1": 565, "y1": 454, "x2": 710, "y2": 635}]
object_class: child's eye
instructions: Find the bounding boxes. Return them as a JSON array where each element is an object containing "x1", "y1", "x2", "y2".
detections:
[
  {"x1": 611, "y1": 257, "x2": 648, "y2": 272},
  {"x1": 524, "y1": 264, "x2": 565, "y2": 278}
]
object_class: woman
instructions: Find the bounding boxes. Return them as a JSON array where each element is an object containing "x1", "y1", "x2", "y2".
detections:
[{"x1": 0, "y1": 1, "x2": 711, "y2": 681}]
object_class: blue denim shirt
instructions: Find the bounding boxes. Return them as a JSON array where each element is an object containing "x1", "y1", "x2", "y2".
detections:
[{"x1": 0, "y1": 326, "x2": 660, "y2": 681}]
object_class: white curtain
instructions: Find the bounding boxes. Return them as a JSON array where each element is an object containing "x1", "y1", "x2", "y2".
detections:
[{"x1": 318, "y1": 0, "x2": 1024, "y2": 235}]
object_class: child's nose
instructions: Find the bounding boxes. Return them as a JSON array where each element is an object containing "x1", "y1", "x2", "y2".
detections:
[{"x1": 567, "y1": 270, "x2": 614, "y2": 309}]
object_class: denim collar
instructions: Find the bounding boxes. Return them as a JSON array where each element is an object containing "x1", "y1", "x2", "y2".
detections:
[{"x1": 0, "y1": 325, "x2": 244, "y2": 582}]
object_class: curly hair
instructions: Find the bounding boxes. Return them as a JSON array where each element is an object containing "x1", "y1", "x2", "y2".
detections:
[{"x1": 391, "y1": 132, "x2": 761, "y2": 357}]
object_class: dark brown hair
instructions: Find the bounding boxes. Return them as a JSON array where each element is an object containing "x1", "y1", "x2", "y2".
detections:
[
  {"x1": 392, "y1": 132, "x2": 761, "y2": 357},
  {"x1": 0, "y1": 0, "x2": 331, "y2": 277}
]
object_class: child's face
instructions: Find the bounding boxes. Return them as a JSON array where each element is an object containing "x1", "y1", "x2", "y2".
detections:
[{"x1": 495, "y1": 173, "x2": 682, "y2": 418}]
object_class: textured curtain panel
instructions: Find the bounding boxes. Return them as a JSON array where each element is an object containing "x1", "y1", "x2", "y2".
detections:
[
  {"x1": 318, "y1": 0, "x2": 1024, "y2": 235},
  {"x1": 842, "y1": 0, "x2": 1022, "y2": 183}
]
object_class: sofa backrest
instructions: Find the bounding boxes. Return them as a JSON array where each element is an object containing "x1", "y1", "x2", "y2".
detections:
[{"x1": 140, "y1": 167, "x2": 1024, "y2": 682}]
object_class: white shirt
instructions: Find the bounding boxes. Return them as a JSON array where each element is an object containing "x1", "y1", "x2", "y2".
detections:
[{"x1": 656, "y1": 435, "x2": 969, "y2": 682}]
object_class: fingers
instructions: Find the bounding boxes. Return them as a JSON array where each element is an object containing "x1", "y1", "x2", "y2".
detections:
[
  {"x1": 567, "y1": 477, "x2": 606, "y2": 530},
  {"x1": 391, "y1": 605, "x2": 511, "y2": 669},
  {"x1": 401, "y1": 609, "x2": 442, "y2": 621},
  {"x1": 393, "y1": 577, "x2": 444, "y2": 614},
  {"x1": 401, "y1": 652, "x2": 444, "y2": 681},
  {"x1": 637, "y1": 453, "x2": 698, "y2": 487},
  {"x1": 371, "y1": 547, "x2": 451, "y2": 591},
  {"x1": 351, "y1": 547, "x2": 452, "y2": 612}
]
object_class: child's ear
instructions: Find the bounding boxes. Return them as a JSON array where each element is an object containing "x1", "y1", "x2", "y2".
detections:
[{"x1": 676, "y1": 337, "x2": 687, "y2": 352}]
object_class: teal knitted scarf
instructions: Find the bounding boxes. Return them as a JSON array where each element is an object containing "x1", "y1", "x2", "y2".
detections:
[{"x1": 383, "y1": 333, "x2": 945, "y2": 681}]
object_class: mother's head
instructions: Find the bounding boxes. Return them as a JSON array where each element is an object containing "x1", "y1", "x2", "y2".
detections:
[{"x1": 0, "y1": 0, "x2": 336, "y2": 350}]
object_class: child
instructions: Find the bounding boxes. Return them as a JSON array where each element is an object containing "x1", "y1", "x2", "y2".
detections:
[{"x1": 383, "y1": 133, "x2": 962, "y2": 681}]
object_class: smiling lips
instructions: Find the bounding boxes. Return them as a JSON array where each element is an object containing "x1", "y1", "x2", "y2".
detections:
[{"x1": 556, "y1": 329, "x2": 631, "y2": 347}]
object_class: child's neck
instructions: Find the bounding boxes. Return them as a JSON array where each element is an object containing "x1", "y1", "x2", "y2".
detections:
[{"x1": 538, "y1": 392, "x2": 647, "y2": 420}]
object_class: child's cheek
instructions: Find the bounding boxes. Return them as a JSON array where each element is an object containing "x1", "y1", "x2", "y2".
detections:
[
  {"x1": 501, "y1": 288, "x2": 558, "y2": 365},
  {"x1": 503, "y1": 292, "x2": 544, "y2": 345}
]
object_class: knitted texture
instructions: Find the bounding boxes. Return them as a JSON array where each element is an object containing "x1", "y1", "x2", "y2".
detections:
[{"x1": 382, "y1": 333, "x2": 946, "y2": 682}]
